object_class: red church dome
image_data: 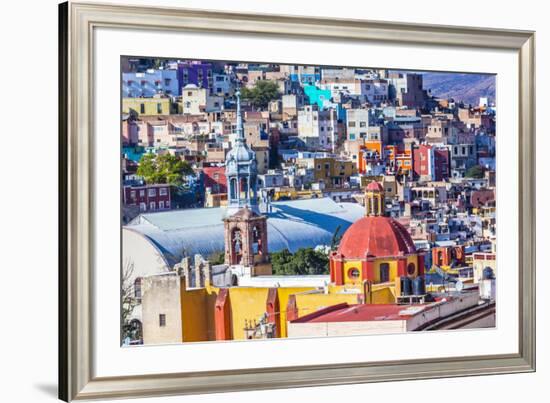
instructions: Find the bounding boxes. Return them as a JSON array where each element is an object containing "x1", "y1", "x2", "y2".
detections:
[{"x1": 337, "y1": 216, "x2": 416, "y2": 259}]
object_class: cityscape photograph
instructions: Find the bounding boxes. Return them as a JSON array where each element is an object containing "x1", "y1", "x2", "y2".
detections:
[{"x1": 120, "y1": 57, "x2": 496, "y2": 345}]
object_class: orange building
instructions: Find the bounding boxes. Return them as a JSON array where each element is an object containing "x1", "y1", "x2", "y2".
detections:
[
  {"x1": 384, "y1": 144, "x2": 413, "y2": 175},
  {"x1": 432, "y1": 245, "x2": 466, "y2": 268},
  {"x1": 358, "y1": 139, "x2": 383, "y2": 174}
]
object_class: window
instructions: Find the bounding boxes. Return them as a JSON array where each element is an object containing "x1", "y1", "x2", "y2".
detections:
[
  {"x1": 148, "y1": 188, "x2": 156, "y2": 197},
  {"x1": 348, "y1": 121, "x2": 356, "y2": 127},
  {"x1": 139, "y1": 202, "x2": 146, "y2": 212},
  {"x1": 157, "y1": 103, "x2": 162, "y2": 114},
  {"x1": 159, "y1": 187, "x2": 168, "y2": 196},
  {"x1": 159, "y1": 314, "x2": 166, "y2": 327},
  {"x1": 348, "y1": 268, "x2": 360, "y2": 279},
  {"x1": 150, "y1": 202, "x2": 156, "y2": 210},
  {"x1": 407, "y1": 263, "x2": 416, "y2": 276},
  {"x1": 130, "y1": 190, "x2": 136, "y2": 200},
  {"x1": 159, "y1": 201, "x2": 165, "y2": 209},
  {"x1": 140, "y1": 103, "x2": 145, "y2": 114},
  {"x1": 379, "y1": 263, "x2": 390, "y2": 283},
  {"x1": 134, "y1": 278, "x2": 142, "y2": 300},
  {"x1": 360, "y1": 121, "x2": 367, "y2": 128},
  {"x1": 140, "y1": 190, "x2": 145, "y2": 197}
]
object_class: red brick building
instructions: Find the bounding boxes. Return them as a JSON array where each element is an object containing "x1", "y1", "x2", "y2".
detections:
[{"x1": 123, "y1": 184, "x2": 172, "y2": 212}]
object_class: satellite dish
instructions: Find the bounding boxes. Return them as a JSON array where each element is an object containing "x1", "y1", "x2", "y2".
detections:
[{"x1": 455, "y1": 280, "x2": 464, "y2": 292}]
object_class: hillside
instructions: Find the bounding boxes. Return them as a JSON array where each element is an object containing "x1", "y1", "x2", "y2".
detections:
[{"x1": 421, "y1": 72, "x2": 496, "y2": 106}]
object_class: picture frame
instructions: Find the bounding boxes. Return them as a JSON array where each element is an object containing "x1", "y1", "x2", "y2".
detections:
[{"x1": 59, "y1": 1, "x2": 536, "y2": 400}]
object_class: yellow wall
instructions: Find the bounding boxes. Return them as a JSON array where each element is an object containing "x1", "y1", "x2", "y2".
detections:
[
  {"x1": 275, "y1": 287, "x2": 315, "y2": 337},
  {"x1": 123, "y1": 98, "x2": 171, "y2": 116},
  {"x1": 342, "y1": 256, "x2": 419, "y2": 286},
  {"x1": 406, "y1": 255, "x2": 419, "y2": 277},
  {"x1": 342, "y1": 260, "x2": 363, "y2": 286},
  {"x1": 293, "y1": 292, "x2": 359, "y2": 320},
  {"x1": 227, "y1": 288, "x2": 270, "y2": 340},
  {"x1": 180, "y1": 285, "x2": 219, "y2": 342},
  {"x1": 370, "y1": 284, "x2": 396, "y2": 304}
]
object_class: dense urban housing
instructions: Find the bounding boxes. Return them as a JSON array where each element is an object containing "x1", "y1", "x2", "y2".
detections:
[{"x1": 120, "y1": 58, "x2": 496, "y2": 345}]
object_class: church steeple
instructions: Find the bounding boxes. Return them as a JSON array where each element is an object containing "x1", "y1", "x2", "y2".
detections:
[
  {"x1": 365, "y1": 181, "x2": 385, "y2": 216},
  {"x1": 225, "y1": 88, "x2": 258, "y2": 216}
]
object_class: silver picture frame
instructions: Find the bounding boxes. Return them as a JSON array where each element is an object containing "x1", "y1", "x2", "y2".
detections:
[{"x1": 58, "y1": 1, "x2": 536, "y2": 400}]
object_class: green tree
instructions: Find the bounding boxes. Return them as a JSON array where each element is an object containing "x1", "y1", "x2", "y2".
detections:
[
  {"x1": 207, "y1": 251, "x2": 225, "y2": 265},
  {"x1": 270, "y1": 248, "x2": 329, "y2": 275},
  {"x1": 241, "y1": 80, "x2": 280, "y2": 108},
  {"x1": 465, "y1": 165, "x2": 485, "y2": 179},
  {"x1": 136, "y1": 154, "x2": 194, "y2": 186}
]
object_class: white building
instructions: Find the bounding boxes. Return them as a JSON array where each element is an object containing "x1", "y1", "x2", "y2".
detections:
[
  {"x1": 320, "y1": 79, "x2": 367, "y2": 99},
  {"x1": 181, "y1": 84, "x2": 224, "y2": 114},
  {"x1": 297, "y1": 105, "x2": 339, "y2": 150},
  {"x1": 364, "y1": 79, "x2": 389, "y2": 105},
  {"x1": 346, "y1": 108, "x2": 371, "y2": 141}
]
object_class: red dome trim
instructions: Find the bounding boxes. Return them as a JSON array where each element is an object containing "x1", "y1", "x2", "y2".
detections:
[{"x1": 337, "y1": 216, "x2": 416, "y2": 259}]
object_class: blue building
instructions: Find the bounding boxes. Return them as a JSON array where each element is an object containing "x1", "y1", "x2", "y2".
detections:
[
  {"x1": 122, "y1": 69, "x2": 179, "y2": 97},
  {"x1": 177, "y1": 61, "x2": 213, "y2": 90},
  {"x1": 303, "y1": 85, "x2": 332, "y2": 109},
  {"x1": 288, "y1": 66, "x2": 321, "y2": 84}
]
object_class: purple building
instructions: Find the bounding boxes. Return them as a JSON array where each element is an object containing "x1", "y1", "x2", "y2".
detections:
[{"x1": 177, "y1": 61, "x2": 213, "y2": 91}]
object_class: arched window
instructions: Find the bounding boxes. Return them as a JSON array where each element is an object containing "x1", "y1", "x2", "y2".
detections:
[
  {"x1": 240, "y1": 177, "x2": 248, "y2": 196},
  {"x1": 379, "y1": 263, "x2": 390, "y2": 283},
  {"x1": 230, "y1": 178, "x2": 237, "y2": 200},
  {"x1": 252, "y1": 226, "x2": 260, "y2": 254},
  {"x1": 232, "y1": 229, "x2": 242, "y2": 254},
  {"x1": 231, "y1": 274, "x2": 239, "y2": 286}
]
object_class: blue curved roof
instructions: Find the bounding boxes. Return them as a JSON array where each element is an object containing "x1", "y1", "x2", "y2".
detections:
[{"x1": 125, "y1": 197, "x2": 364, "y2": 267}]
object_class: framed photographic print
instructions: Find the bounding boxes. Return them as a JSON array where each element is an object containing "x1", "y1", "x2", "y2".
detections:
[{"x1": 59, "y1": 1, "x2": 536, "y2": 401}]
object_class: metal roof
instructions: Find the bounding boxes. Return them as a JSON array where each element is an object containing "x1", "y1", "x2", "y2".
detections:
[{"x1": 125, "y1": 197, "x2": 364, "y2": 267}]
